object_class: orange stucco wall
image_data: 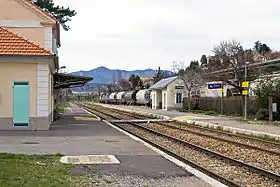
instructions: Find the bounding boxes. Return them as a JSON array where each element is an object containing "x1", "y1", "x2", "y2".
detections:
[
  {"x1": 8, "y1": 27, "x2": 45, "y2": 48},
  {"x1": 0, "y1": 0, "x2": 45, "y2": 21},
  {"x1": 0, "y1": 62, "x2": 37, "y2": 117},
  {"x1": 0, "y1": 0, "x2": 55, "y2": 47}
]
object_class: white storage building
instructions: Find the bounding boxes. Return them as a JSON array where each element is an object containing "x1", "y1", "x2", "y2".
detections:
[{"x1": 150, "y1": 77, "x2": 185, "y2": 110}]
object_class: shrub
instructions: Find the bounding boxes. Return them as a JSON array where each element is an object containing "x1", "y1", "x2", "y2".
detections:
[
  {"x1": 255, "y1": 108, "x2": 269, "y2": 120},
  {"x1": 204, "y1": 111, "x2": 218, "y2": 115}
]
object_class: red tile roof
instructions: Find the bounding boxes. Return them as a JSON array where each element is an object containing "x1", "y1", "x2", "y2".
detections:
[
  {"x1": 0, "y1": 27, "x2": 53, "y2": 56},
  {"x1": 25, "y1": 0, "x2": 58, "y2": 22}
]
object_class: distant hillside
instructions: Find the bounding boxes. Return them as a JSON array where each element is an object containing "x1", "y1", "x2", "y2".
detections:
[{"x1": 72, "y1": 66, "x2": 173, "y2": 84}]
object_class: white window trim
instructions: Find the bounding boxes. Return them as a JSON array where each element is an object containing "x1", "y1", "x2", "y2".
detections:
[{"x1": 175, "y1": 92, "x2": 183, "y2": 104}]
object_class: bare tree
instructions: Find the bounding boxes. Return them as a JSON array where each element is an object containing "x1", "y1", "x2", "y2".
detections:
[
  {"x1": 208, "y1": 40, "x2": 257, "y2": 94},
  {"x1": 178, "y1": 65, "x2": 205, "y2": 111},
  {"x1": 171, "y1": 61, "x2": 185, "y2": 75},
  {"x1": 118, "y1": 79, "x2": 131, "y2": 91}
]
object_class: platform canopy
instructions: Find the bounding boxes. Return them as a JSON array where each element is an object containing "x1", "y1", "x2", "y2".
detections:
[{"x1": 53, "y1": 73, "x2": 93, "y2": 89}]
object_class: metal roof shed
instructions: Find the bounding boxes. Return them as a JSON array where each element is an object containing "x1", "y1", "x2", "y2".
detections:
[{"x1": 150, "y1": 77, "x2": 177, "y2": 90}]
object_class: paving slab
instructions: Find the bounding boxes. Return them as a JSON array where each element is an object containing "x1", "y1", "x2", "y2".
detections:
[
  {"x1": 0, "y1": 105, "x2": 157, "y2": 156},
  {"x1": 0, "y1": 104, "x2": 216, "y2": 187}
]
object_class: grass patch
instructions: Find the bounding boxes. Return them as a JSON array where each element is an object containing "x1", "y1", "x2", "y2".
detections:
[
  {"x1": 204, "y1": 111, "x2": 219, "y2": 115},
  {"x1": 191, "y1": 110, "x2": 205, "y2": 114},
  {"x1": 0, "y1": 153, "x2": 92, "y2": 187},
  {"x1": 64, "y1": 102, "x2": 71, "y2": 108},
  {"x1": 104, "y1": 179, "x2": 113, "y2": 184},
  {"x1": 56, "y1": 103, "x2": 65, "y2": 113},
  {"x1": 235, "y1": 132, "x2": 280, "y2": 143},
  {"x1": 191, "y1": 109, "x2": 220, "y2": 116}
]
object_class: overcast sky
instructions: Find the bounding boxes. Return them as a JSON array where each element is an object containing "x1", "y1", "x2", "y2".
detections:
[{"x1": 55, "y1": 0, "x2": 280, "y2": 72}]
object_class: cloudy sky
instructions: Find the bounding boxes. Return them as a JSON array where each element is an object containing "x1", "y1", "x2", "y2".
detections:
[{"x1": 55, "y1": 0, "x2": 280, "y2": 72}]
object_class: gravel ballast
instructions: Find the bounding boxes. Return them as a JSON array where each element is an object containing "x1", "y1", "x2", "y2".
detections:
[{"x1": 89, "y1": 174, "x2": 210, "y2": 187}]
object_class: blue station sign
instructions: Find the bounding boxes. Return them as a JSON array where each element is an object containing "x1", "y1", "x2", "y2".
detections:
[
  {"x1": 208, "y1": 83, "x2": 222, "y2": 89},
  {"x1": 175, "y1": 86, "x2": 184, "y2": 89}
]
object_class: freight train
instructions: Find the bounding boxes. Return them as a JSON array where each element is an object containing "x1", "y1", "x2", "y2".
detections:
[{"x1": 99, "y1": 89, "x2": 152, "y2": 106}]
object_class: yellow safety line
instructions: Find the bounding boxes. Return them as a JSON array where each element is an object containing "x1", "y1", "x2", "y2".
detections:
[
  {"x1": 74, "y1": 117, "x2": 99, "y2": 121},
  {"x1": 173, "y1": 116, "x2": 200, "y2": 120}
]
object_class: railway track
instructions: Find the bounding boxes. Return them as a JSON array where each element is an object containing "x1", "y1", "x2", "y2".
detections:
[
  {"x1": 77, "y1": 102, "x2": 280, "y2": 186},
  {"x1": 90, "y1": 103, "x2": 280, "y2": 154},
  {"x1": 77, "y1": 103, "x2": 149, "y2": 121}
]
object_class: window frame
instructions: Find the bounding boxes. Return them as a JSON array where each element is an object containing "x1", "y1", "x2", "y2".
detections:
[{"x1": 175, "y1": 92, "x2": 183, "y2": 104}]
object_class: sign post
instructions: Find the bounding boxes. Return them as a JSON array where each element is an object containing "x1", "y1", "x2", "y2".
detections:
[
  {"x1": 269, "y1": 97, "x2": 273, "y2": 121},
  {"x1": 243, "y1": 62, "x2": 249, "y2": 120},
  {"x1": 220, "y1": 85, "x2": 224, "y2": 115}
]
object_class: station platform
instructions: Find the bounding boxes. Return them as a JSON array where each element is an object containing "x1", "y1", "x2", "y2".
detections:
[
  {"x1": 0, "y1": 104, "x2": 214, "y2": 187},
  {"x1": 97, "y1": 103, "x2": 280, "y2": 139}
]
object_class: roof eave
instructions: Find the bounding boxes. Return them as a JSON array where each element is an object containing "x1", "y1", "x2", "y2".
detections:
[
  {"x1": 0, "y1": 54, "x2": 54, "y2": 59},
  {"x1": 22, "y1": 0, "x2": 58, "y2": 23}
]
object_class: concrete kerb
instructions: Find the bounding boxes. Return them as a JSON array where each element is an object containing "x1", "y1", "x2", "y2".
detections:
[
  {"x1": 96, "y1": 103, "x2": 280, "y2": 141},
  {"x1": 102, "y1": 119, "x2": 226, "y2": 187},
  {"x1": 172, "y1": 119, "x2": 280, "y2": 141}
]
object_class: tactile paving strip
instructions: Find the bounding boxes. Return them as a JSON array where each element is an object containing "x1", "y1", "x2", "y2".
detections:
[{"x1": 60, "y1": 155, "x2": 120, "y2": 164}]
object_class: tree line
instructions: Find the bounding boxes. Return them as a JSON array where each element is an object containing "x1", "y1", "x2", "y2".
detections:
[{"x1": 175, "y1": 40, "x2": 280, "y2": 116}]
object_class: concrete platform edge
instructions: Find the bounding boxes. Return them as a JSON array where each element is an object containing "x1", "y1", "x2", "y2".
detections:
[{"x1": 98, "y1": 104, "x2": 280, "y2": 140}]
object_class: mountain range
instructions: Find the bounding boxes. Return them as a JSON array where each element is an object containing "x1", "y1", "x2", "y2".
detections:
[{"x1": 72, "y1": 66, "x2": 173, "y2": 84}]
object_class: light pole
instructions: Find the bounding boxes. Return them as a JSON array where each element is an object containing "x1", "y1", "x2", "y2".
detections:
[{"x1": 56, "y1": 66, "x2": 66, "y2": 73}]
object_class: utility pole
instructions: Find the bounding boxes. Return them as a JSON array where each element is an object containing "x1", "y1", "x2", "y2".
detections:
[
  {"x1": 244, "y1": 63, "x2": 248, "y2": 120},
  {"x1": 269, "y1": 96, "x2": 273, "y2": 121}
]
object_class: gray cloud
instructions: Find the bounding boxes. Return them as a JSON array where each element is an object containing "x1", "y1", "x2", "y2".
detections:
[{"x1": 55, "y1": 0, "x2": 280, "y2": 72}]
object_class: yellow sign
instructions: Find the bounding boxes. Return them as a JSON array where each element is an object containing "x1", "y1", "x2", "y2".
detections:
[
  {"x1": 242, "y1": 90, "x2": 249, "y2": 95},
  {"x1": 242, "y1": 81, "x2": 249, "y2": 88},
  {"x1": 219, "y1": 88, "x2": 224, "y2": 93}
]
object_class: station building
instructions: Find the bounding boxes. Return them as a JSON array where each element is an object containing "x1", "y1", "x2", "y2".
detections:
[
  {"x1": 0, "y1": 0, "x2": 92, "y2": 130},
  {"x1": 150, "y1": 77, "x2": 185, "y2": 110}
]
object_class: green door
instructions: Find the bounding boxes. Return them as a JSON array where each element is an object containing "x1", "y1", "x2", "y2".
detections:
[{"x1": 13, "y1": 82, "x2": 30, "y2": 126}]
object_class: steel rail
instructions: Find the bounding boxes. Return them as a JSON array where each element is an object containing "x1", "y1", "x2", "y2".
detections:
[
  {"x1": 122, "y1": 122, "x2": 280, "y2": 183},
  {"x1": 77, "y1": 103, "x2": 280, "y2": 185},
  {"x1": 92, "y1": 103, "x2": 280, "y2": 150},
  {"x1": 77, "y1": 103, "x2": 241, "y2": 187},
  {"x1": 112, "y1": 122, "x2": 241, "y2": 187},
  {"x1": 152, "y1": 122, "x2": 280, "y2": 155}
]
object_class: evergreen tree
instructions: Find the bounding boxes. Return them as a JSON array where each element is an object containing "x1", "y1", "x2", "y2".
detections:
[
  {"x1": 200, "y1": 55, "x2": 207, "y2": 67},
  {"x1": 137, "y1": 79, "x2": 144, "y2": 89},
  {"x1": 254, "y1": 41, "x2": 271, "y2": 55},
  {"x1": 32, "y1": 0, "x2": 77, "y2": 31},
  {"x1": 154, "y1": 67, "x2": 164, "y2": 83},
  {"x1": 189, "y1": 60, "x2": 200, "y2": 70},
  {"x1": 129, "y1": 74, "x2": 138, "y2": 89}
]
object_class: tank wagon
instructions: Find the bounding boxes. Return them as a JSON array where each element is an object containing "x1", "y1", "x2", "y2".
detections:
[
  {"x1": 100, "y1": 89, "x2": 152, "y2": 107},
  {"x1": 103, "y1": 93, "x2": 110, "y2": 103},
  {"x1": 124, "y1": 90, "x2": 138, "y2": 105},
  {"x1": 109, "y1": 92, "x2": 118, "y2": 104},
  {"x1": 99, "y1": 93, "x2": 106, "y2": 103},
  {"x1": 116, "y1": 91, "x2": 126, "y2": 104},
  {"x1": 136, "y1": 89, "x2": 151, "y2": 106}
]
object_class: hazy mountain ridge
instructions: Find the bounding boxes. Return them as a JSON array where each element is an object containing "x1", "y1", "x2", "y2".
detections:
[{"x1": 72, "y1": 66, "x2": 173, "y2": 84}]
